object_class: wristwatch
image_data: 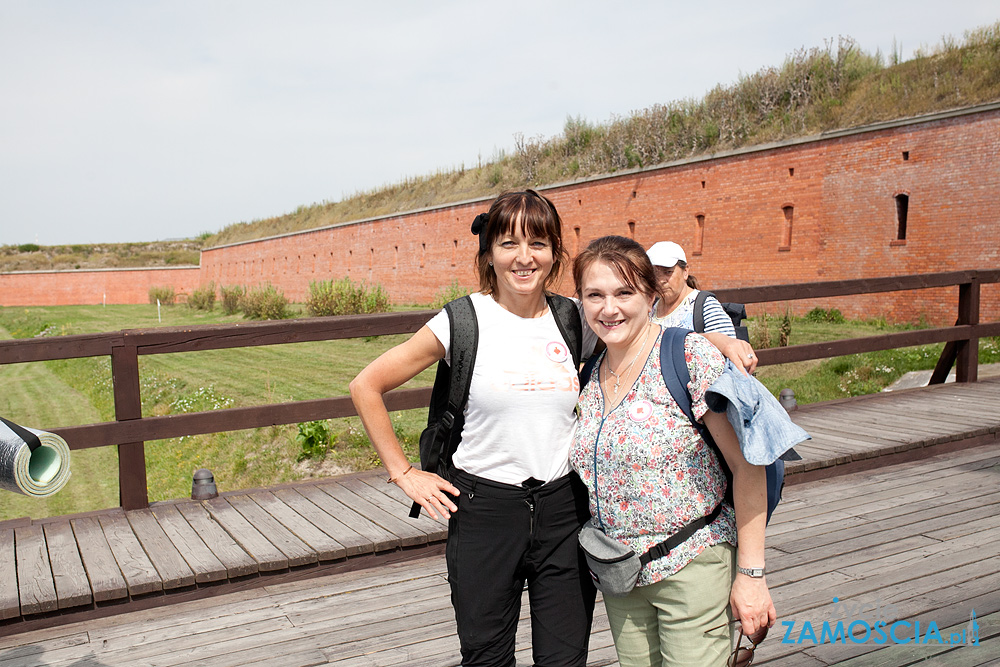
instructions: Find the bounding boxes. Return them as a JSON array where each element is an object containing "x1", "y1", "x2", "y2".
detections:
[{"x1": 737, "y1": 565, "x2": 765, "y2": 578}]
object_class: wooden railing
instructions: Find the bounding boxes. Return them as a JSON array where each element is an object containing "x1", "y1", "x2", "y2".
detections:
[{"x1": 2, "y1": 269, "x2": 998, "y2": 510}]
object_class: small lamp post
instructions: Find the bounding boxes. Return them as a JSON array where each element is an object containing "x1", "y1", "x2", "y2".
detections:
[
  {"x1": 779, "y1": 388, "x2": 797, "y2": 412},
  {"x1": 191, "y1": 468, "x2": 218, "y2": 500}
]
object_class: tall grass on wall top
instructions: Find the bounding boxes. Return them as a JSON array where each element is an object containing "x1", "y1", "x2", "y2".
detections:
[
  {"x1": 306, "y1": 277, "x2": 391, "y2": 316},
  {"x1": 204, "y1": 24, "x2": 1000, "y2": 249},
  {"x1": 240, "y1": 283, "x2": 289, "y2": 320}
]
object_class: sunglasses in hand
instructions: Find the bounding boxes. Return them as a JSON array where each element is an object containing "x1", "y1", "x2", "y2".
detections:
[{"x1": 729, "y1": 623, "x2": 769, "y2": 667}]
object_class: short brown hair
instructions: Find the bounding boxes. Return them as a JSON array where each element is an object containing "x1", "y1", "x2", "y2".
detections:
[
  {"x1": 475, "y1": 190, "x2": 568, "y2": 294},
  {"x1": 573, "y1": 235, "x2": 659, "y2": 299}
]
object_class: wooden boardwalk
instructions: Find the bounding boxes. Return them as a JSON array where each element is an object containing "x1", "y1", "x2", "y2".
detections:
[
  {"x1": 1, "y1": 441, "x2": 996, "y2": 666},
  {"x1": 0, "y1": 378, "x2": 998, "y2": 649}
]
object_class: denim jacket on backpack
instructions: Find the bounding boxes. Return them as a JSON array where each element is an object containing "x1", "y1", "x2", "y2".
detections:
[{"x1": 705, "y1": 360, "x2": 810, "y2": 465}]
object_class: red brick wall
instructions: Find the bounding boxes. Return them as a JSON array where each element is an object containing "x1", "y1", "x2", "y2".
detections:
[
  {"x1": 5, "y1": 105, "x2": 999, "y2": 325},
  {"x1": 0, "y1": 267, "x2": 201, "y2": 307},
  {"x1": 202, "y1": 104, "x2": 1000, "y2": 325}
]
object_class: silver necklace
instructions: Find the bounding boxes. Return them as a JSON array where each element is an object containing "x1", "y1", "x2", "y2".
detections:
[{"x1": 604, "y1": 322, "x2": 652, "y2": 399}]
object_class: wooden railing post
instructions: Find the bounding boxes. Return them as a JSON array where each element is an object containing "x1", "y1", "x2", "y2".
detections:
[
  {"x1": 111, "y1": 343, "x2": 149, "y2": 510},
  {"x1": 955, "y1": 276, "x2": 981, "y2": 383}
]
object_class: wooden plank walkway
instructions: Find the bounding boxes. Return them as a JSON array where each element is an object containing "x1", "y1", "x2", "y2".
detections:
[
  {"x1": 0, "y1": 377, "x2": 998, "y2": 638},
  {"x1": 0, "y1": 442, "x2": 996, "y2": 666}
]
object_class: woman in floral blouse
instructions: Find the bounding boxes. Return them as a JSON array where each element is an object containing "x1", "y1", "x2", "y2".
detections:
[{"x1": 570, "y1": 235, "x2": 775, "y2": 667}]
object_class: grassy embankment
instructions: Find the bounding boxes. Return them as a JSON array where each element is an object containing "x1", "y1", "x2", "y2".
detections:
[
  {"x1": 202, "y1": 24, "x2": 1000, "y2": 248},
  {"x1": 0, "y1": 240, "x2": 203, "y2": 274},
  {"x1": 2, "y1": 302, "x2": 998, "y2": 521}
]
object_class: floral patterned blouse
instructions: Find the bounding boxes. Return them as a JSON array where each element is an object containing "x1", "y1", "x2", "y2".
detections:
[{"x1": 570, "y1": 328, "x2": 737, "y2": 586}]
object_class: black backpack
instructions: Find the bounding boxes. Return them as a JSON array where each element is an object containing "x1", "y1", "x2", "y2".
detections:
[
  {"x1": 409, "y1": 293, "x2": 583, "y2": 518},
  {"x1": 692, "y1": 291, "x2": 749, "y2": 342}
]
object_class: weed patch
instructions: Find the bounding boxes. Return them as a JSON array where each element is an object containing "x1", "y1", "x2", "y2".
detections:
[
  {"x1": 187, "y1": 283, "x2": 216, "y2": 311},
  {"x1": 148, "y1": 285, "x2": 176, "y2": 305},
  {"x1": 240, "y1": 283, "x2": 289, "y2": 320},
  {"x1": 431, "y1": 280, "x2": 472, "y2": 309},
  {"x1": 220, "y1": 285, "x2": 245, "y2": 315},
  {"x1": 296, "y1": 420, "x2": 331, "y2": 461},
  {"x1": 306, "y1": 277, "x2": 390, "y2": 316}
]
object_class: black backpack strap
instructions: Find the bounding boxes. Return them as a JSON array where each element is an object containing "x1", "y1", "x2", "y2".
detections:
[
  {"x1": 724, "y1": 301, "x2": 750, "y2": 342},
  {"x1": 0, "y1": 416, "x2": 41, "y2": 451},
  {"x1": 410, "y1": 296, "x2": 478, "y2": 518},
  {"x1": 546, "y1": 293, "x2": 583, "y2": 367},
  {"x1": 579, "y1": 349, "x2": 604, "y2": 392},
  {"x1": 445, "y1": 296, "x2": 478, "y2": 424},
  {"x1": 692, "y1": 291, "x2": 711, "y2": 334},
  {"x1": 639, "y1": 502, "x2": 722, "y2": 566}
]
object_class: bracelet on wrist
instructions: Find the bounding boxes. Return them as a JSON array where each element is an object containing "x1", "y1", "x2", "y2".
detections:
[{"x1": 386, "y1": 465, "x2": 414, "y2": 484}]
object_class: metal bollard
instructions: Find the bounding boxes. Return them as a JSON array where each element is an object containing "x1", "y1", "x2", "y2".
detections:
[
  {"x1": 779, "y1": 388, "x2": 797, "y2": 412},
  {"x1": 191, "y1": 468, "x2": 219, "y2": 500}
]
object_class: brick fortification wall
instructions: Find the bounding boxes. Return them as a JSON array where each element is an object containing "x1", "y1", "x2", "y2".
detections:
[
  {"x1": 201, "y1": 103, "x2": 1000, "y2": 325},
  {"x1": 0, "y1": 267, "x2": 200, "y2": 307},
  {"x1": 5, "y1": 104, "x2": 998, "y2": 324}
]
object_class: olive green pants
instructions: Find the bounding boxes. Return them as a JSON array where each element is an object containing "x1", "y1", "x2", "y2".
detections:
[{"x1": 603, "y1": 542, "x2": 736, "y2": 667}]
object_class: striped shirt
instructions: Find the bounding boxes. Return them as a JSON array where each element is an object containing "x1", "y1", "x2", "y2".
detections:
[{"x1": 651, "y1": 290, "x2": 737, "y2": 338}]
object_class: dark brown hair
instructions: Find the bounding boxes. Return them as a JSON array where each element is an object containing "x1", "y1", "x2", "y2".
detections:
[
  {"x1": 475, "y1": 190, "x2": 567, "y2": 294},
  {"x1": 573, "y1": 235, "x2": 659, "y2": 299},
  {"x1": 656, "y1": 259, "x2": 700, "y2": 289}
]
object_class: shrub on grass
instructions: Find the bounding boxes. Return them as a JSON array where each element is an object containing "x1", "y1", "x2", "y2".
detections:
[
  {"x1": 148, "y1": 285, "x2": 176, "y2": 305},
  {"x1": 805, "y1": 307, "x2": 845, "y2": 323},
  {"x1": 187, "y1": 283, "x2": 216, "y2": 311},
  {"x1": 306, "y1": 277, "x2": 390, "y2": 316},
  {"x1": 431, "y1": 280, "x2": 471, "y2": 309},
  {"x1": 240, "y1": 284, "x2": 289, "y2": 320},
  {"x1": 220, "y1": 285, "x2": 245, "y2": 315},
  {"x1": 296, "y1": 420, "x2": 331, "y2": 461}
]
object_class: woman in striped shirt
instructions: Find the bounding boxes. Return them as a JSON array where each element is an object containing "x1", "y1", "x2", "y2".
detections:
[{"x1": 647, "y1": 241, "x2": 736, "y2": 336}]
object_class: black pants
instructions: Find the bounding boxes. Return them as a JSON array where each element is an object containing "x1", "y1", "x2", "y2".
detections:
[{"x1": 446, "y1": 468, "x2": 597, "y2": 667}]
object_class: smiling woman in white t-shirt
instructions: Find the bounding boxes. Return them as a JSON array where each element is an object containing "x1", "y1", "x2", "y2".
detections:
[{"x1": 350, "y1": 190, "x2": 598, "y2": 667}]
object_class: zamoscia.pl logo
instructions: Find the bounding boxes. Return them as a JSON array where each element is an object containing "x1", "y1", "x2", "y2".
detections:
[{"x1": 781, "y1": 598, "x2": 980, "y2": 647}]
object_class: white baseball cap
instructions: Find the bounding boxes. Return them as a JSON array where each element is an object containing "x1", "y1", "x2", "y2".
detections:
[{"x1": 646, "y1": 241, "x2": 687, "y2": 268}]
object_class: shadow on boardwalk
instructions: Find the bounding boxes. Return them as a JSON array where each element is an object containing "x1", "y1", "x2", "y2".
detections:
[{"x1": 1, "y1": 441, "x2": 998, "y2": 665}]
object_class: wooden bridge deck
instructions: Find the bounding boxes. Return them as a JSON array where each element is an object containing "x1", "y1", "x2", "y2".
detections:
[
  {"x1": 0, "y1": 378, "x2": 998, "y2": 660},
  {"x1": 1, "y1": 439, "x2": 996, "y2": 666}
]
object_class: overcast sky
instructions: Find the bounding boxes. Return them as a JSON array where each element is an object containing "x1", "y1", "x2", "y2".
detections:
[{"x1": 1, "y1": 1, "x2": 996, "y2": 246}]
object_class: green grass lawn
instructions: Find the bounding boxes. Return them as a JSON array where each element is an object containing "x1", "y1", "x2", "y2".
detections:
[
  {"x1": 1, "y1": 303, "x2": 997, "y2": 521},
  {"x1": 0, "y1": 303, "x2": 433, "y2": 520},
  {"x1": 748, "y1": 312, "x2": 1000, "y2": 403}
]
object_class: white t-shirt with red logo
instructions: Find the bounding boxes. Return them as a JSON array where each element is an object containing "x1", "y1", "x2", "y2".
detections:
[{"x1": 427, "y1": 292, "x2": 596, "y2": 485}]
